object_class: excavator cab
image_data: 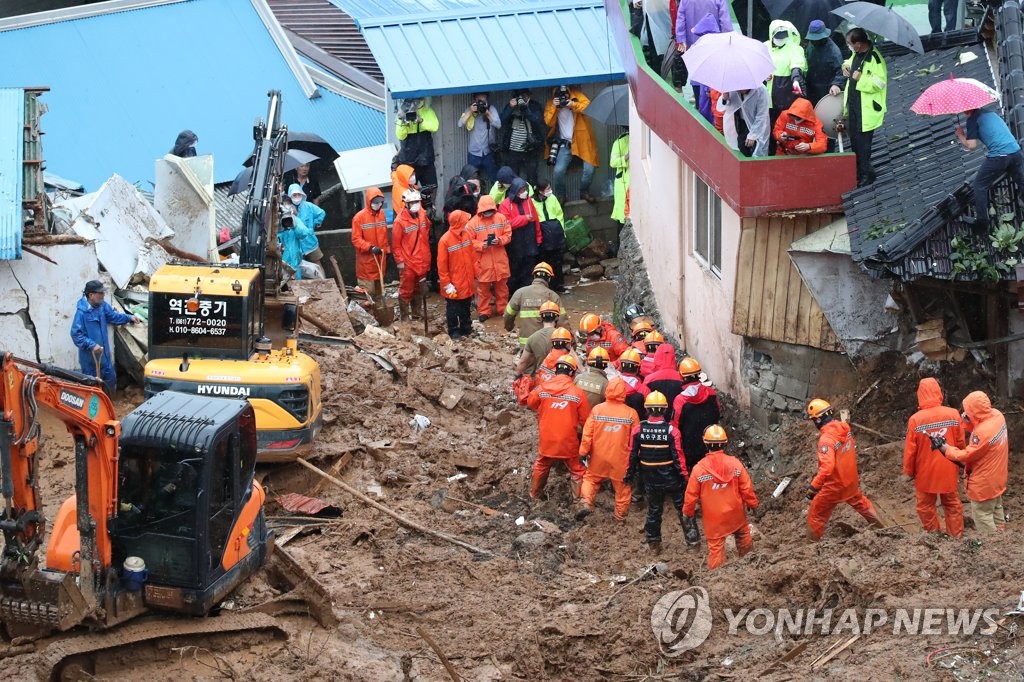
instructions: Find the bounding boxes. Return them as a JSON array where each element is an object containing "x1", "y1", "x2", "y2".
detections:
[{"x1": 110, "y1": 391, "x2": 272, "y2": 615}]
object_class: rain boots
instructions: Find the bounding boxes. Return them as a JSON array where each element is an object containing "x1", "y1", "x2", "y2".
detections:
[
  {"x1": 530, "y1": 470, "x2": 550, "y2": 500},
  {"x1": 399, "y1": 301, "x2": 412, "y2": 321},
  {"x1": 683, "y1": 516, "x2": 701, "y2": 548}
]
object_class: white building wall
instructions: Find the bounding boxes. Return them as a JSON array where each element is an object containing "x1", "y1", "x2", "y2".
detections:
[{"x1": 628, "y1": 99, "x2": 747, "y2": 403}]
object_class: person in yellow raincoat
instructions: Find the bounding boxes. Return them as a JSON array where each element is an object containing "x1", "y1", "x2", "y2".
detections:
[
  {"x1": 610, "y1": 129, "x2": 629, "y2": 223},
  {"x1": 544, "y1": 85, "x2": 600, "y2": 203}
]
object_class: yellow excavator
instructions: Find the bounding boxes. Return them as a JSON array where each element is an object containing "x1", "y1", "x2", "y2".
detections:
[{"x1": 144, "y1": 91, "x2": 322, "y2": 462}]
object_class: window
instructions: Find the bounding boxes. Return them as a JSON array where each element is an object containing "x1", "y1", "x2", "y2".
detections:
[{"x1": 693, "y1": 175, "x2": 722, "y2": 275}]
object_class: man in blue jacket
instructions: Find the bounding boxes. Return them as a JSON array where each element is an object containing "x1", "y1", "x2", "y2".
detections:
[{"x1": 70, "y1": 280, "x2": 139, "y2": 394}]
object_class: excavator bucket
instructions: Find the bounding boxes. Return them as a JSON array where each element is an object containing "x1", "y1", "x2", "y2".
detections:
[{"x1": 0, "y1": 569, "x2": 89, "y2": 634}]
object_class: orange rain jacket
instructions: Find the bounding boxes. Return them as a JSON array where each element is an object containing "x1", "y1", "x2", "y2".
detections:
[
  {"x1": 391, "y1": 164, "x2": 416, "y2": 215},
  {"x1": 579, "y1": 379, "x2": 640, "y2": 480},
  {"x1": 437, "y1": 210, "x2": 478, "y2": 299},
  {"x1": 903, "y1": 378, "x2": 965, "y2": 494},
  {"x1": 773, "y1": 97, "x2": 827, "y2": 156},
  {"x1": 684, "y1": 450, "x2": 758, "y2": 539},
  {"x1": 527, "y1": 374, "x2": 591, "y2": 459},
  {"x1": 944, "y1": 391, "x2": 1009, "y2": 502},
  {"x1": 392, "y1": 207, "x2": 432, "y2": 276},
  {"x1": 467, "y1": 195, "x2": 512, "y2": 282},
  {"x1": 536, "y1": 348, "x2": 563, "y2": 384},
  {"x1": 811, "y1": 419, "x2": 861, "y2": 498},
  {"x1": 350, "y1": 187, "x2": 390, "y2": 281},
  {"x1": 584, "y1": 321, "x2": 630, "y2": 362}
]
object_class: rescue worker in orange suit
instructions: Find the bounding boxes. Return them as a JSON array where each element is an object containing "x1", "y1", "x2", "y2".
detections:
[
  {"x1": 437, "y1": 210, "x2": 478, "y2": 340},
  {"x1": 467, "y1": 195, "x2": 511, "y2": 322},
  {"x1": 526, "y1": 355, "x2": 591, "y2": 499},
  {"x1": 933, "y1": 391, "x2": 1009, "y2": 533},
  {"x1": 350, "y1": 187, "x2": 390, "y2": 301},
  {"x1": 575, "y1": 347, "x2": 609, "y2": 410},
  {"x1": 625, "y1": 391, "x2": 700, "y2": 549},
  {"x1": 515, "y1": 301, "x2": 562, "y2": 379},
  {"x1": 684, "y1": 425, "x2": 759, "y2": 570},
  {"x1": 902, "y1": 378, "x2": 966, "y2": 537},
  {"x1": 392, "y1": 189, "x2": 432, "y2": 321},
  {"x1": 629, "y1": 320, "x2": 654, "y2": 355},
  {"x1": 619, "y1": 348, "x2": 650, "y2": 420},
  {"x1": 673, "y1": 357, "x2": 722, "y2": 475},
  {"x1": 639, "y1": 330, "x2": 665, "y2": 379},
  {"x1": 644, "y1": 343, "x2": 684, "y2": 419},
  {"x1": 579, "y1": 313, "x2": 629, "y2": 363},
  {"x1": 391, "y1": 163, "x2": 418, "y2": 215},
  {"x1": 578, "y1": 378, "x2": 640, "y2": 521},
  {"x1": 805, "y1": 399, "x2": 883, "y2": 540},
  {"x1": 535, "y1": 327, "x2": 573, "y2": 385},
  {"x1": 772, "y1": 97, "x2": 827, "y2": 156}
]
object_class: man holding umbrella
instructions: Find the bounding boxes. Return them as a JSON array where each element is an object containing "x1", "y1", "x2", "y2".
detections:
[{"x1": 829, "y1": 28, "x2": 887, "y2": 187}]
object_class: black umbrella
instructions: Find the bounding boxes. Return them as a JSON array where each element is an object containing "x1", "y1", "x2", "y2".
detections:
[
  {"x1": 229, "y1": 149, "x2": 318, "y2": 196},
  {"x1": 831, "y1": 1, "x2": 924, "y2": 54},
  {"x1": 761, "y1": 0, "x2": 844, "y2": 32},
  {"x1": 287, "y1": 131, "x2": 339, "y2": 162},
  {"x1": 584, "y1": 84, "x2": 629, "y2": 127}
]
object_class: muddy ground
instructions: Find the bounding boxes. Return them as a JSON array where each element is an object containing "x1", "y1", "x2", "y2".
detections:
[{"x1": 9, "y1": 280, "x2": 1024, "y2": 681}]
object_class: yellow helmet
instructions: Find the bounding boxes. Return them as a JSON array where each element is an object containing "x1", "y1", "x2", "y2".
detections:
[
  {"x1": 620, "y1": 348, "x2": 642, "y2": 369},
  {"x1": 678, "y1": 357, "x2": 701, "y2": 378},
  {"x1": 578, "y1": 312, "x2": 602, "y2": 335},
  {"x1": 551, "y1": 327, "x2": 573, "y2": 346},
  {"x1": 555, "y1": 354, "x2": 578, "y2": 373},
  {"x1": 539, "y1": 300, "x2": 560, "y2": 318},
  {"x1": 804, "y1": 398, "x2": 833, "y2": 420},
  {"x1": 533, "y1": 262, "x2": 554, "y2": 278},
  {"x1": 587, "y1": 346, "x2": 609, "y2": 367},
  {"x1": 645, "y1": 391, "x2": 668, "y2": 409},
  {"x1": 702, "y1": 424, "x2": 728, "y2": 447}
]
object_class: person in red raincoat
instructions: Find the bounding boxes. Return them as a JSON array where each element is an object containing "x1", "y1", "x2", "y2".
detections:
[
  {"x1": 772, "y1": 97, "x2": 827, "y2": 156},
  {"x1": 499, "y1": 178, "x2": 541, "y2": 293},
  {"x1": 392, "y1": 188, "x2": 432, "y2": 321},
  {"x1": 902, "y1": 378, "x2": 965, "y2": 536},
  {"x1": 684, "y1": 425, "x2": 758, "y2": 569},
  {"x1": 804, "y1": 399, "x2": 883, "y2": 539}
]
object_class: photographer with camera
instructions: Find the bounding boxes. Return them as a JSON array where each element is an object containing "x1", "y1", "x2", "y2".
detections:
[
  {"x1": 543, "y1": 85, "x2": 600, "y2": 204},
  {"x1": 500, "y1": 89, "x2": 544, "y2": 186},
  {"x1": 396, "y1": 97, "x2": 439, "y2": 188},
  {"x1": 458, "y1": 92, "x2": 502, "y2": 189}
]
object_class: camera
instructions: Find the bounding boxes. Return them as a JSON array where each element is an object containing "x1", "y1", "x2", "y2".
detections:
[
  {"x1": 280, "y1": 212, "x2": 294, "y2": 229},
  {"x1": 419, "y1": 184, "x2": 437, "y2": 212},
  {"x1": 516, "y1": 95, "x2": 527, "y2": 108},
  {"x1": 474, "y1": 99, "x2": 488, "y2": 112},
  {"x1": 556, "y1": 86, "x2": 570, "y2": 107},
  {"x1": 547, "y1": 139, "x2": 563, "y2": 166},
  {"x1": 405, "y1": 110, "x2": 418, "y2": 122}
]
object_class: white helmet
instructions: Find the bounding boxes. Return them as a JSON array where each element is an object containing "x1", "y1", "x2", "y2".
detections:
[{"x1": 402, "y1": 189, "x2": 422, "y2": 204}]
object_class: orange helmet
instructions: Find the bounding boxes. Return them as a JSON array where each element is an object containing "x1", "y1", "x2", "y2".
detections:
[
  {"x1": 533, "y1": 262, "x2": 554, "y2": 279},
  {"x1": 539, "y1": 300, "x2": 560, "y2": 319},
  {"x1": 579, "y1": 313, "x2": 602, "y2": 335},
  {"x1": 620, "y1": 348, "x2": 642, "y2": 370},
  {"x1": 587, "y1": 346, "x2": 609, "y2": 368},
  {"x1": 551, "y1": 327, "x2": 573, "y2": 347},
  {"x1": 703, "y1": 424, "x2": 728, "y2": 448},
  {"x1": 678, "y1": 357, "x2": 701, "y2": 378},
  {"x1": 644, "y1": 391, "x2": 668, "y2": 410},
  {"x1": 804, "y1": 398, "x2": 833, "y2": 420},
  {"x1": 555, "y1": 354, "x2": 578, "y2": 374},
  {"x1": 644, "y1": 330, "x2": 665, "y2": 350},
  {"x1": 631, "y1": 322, "x2": 653, "y2": 341}
]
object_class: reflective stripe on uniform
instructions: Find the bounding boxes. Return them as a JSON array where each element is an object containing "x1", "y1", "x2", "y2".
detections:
[
  {"x1": 914, "y1": 419, "x2": 960, "y2": 433},
  {"x1": 593, "y1": 415, "x2": 635, "y2": 425},
  {"x1": 446, "y1": 240, "x2": 472, "y2": 252},
  {"x1": 519, "y1": 310, "x2": 541, "y2": 318},
  {"x1": 642, "y1": 460, "x2": 673, "y2": 466},
  {"x1": 538, "y1": 391, "x2": 581, "y2": 403}
]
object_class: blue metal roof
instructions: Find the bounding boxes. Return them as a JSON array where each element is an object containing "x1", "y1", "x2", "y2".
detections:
[
  {"x1": 0, "y1": 88, "x2": 23, "y2": 260},
  {"x1": 0, "y1": 0, "x2": 385, "y2": 190},
  {"x1": 330, "y1": 0, "x2": 524, "y2": 27},
  {"x1": 356, "y1": 1, "x2": 624, "y2": 98}
]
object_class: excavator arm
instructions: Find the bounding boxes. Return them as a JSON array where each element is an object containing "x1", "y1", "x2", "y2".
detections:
[{"x1": 0, "y1": 353, "x2": 119, "y2": 630}]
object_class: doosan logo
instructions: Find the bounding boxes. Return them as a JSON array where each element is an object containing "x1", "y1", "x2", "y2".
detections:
[
  {"x1": 59, "y1": 390, "x2": 85, "y2": 410},
  {"x1": 197, "y1": 384, "x2": 251, "y2": 397}
]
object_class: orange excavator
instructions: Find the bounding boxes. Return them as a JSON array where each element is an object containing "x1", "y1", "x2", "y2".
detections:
[{"x1": 0, "y1": 353, "x2": 272, "y2": 637}]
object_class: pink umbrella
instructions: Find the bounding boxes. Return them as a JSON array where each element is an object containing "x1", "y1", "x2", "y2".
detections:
[{"x1": 911, "y1": 76, "x2": 997, "y2": 116}]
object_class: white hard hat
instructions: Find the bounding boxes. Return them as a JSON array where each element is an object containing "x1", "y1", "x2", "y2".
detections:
[{"x1": 402, "y1": 189, "x2": 422, "y2": 204}]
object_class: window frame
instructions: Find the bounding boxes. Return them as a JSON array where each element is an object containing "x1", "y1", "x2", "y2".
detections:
[{"x1": 692, "y1": 175, "x2": 722, "y2": 277}]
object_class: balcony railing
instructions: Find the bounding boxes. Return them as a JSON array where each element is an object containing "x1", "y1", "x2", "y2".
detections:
[{"x1": 604, "y1": 0, "x2": 857, "y2": 217}]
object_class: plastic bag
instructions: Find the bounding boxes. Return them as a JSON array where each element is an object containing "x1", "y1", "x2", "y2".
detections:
[
  {"x1": 512, "y1": 374, "x2": 534, "y2": 406},
  {"x1": 563, "y1": 215, "x2": 593, "y2": 254}
]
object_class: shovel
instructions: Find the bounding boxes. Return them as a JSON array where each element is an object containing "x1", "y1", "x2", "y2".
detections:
[
  {"x1": 373, "y1": 254, "x2": 394, "y2": 327},
  {"x1": 91, "y1": 346, "x2": 103, "y2": 380}
]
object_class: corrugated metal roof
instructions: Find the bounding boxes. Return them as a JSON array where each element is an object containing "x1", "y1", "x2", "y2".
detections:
[
  {"x1": 268, "y1": 0, "x2": 383, "y2": 83},
  {"x1": 329, "y1": 0, "x2": 519, "y2": 26},
  {"x1": 359, "y1": 3, "x2": 624, "y2": 98},
  {"x1": 0, "y1": 0, "x2": 385, "y2": 190},
  {"x1": 0, "y1": 88, "x2": 24, "y2": 260}
]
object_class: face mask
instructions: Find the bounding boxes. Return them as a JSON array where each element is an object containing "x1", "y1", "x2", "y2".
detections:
[
  {"x1": 543, "y1": 189, "x2": 553, "y2": 198},
  {"x1": 409, "y1": 176, "x2": 417, "y2": 186},
  {"x1": 472, "y1": 190, "x2": 480, "y2": 197},
  {"x1": 408, "y1": 202, "x2": 421, "y2": 213},
  {"x1": 518, "y1": 191, "x2": 529, "y2": 200},
  {"x1": 291, "y1": 196, "x2": 303, "y2": 206},
  {"x1": 773, "y1": 37, "x2": 786, "y2": 46},
  {"x1": 371, "y1": 200, "x2": 384, "y2": 211}
]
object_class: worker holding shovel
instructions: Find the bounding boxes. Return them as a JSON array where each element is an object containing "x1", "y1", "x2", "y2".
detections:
[
  {"x1": 350, "y1": 188, "x2": 392, "y2": 323},
  {"x1": 70, "y1": 279, "x2": 140, "y2": 395}
]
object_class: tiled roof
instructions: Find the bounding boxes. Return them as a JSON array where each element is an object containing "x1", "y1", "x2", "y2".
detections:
[{"x1": 845, "y1": 30, "x2": 996, "y2": 280}]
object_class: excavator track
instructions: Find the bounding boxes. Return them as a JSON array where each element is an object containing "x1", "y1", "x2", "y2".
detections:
[{"x1": 28, "y1": 612, "x2": 285, "y2": 680}]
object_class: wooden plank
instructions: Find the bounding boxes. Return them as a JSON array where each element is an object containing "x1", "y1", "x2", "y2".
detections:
[
  {"x1": 784, "y1": 216, "x2": 810, "y2": 345},
  {"x1": 811, "y1": 635, "x2": 860, "y2": 670},
  {"x1": 773, "y1": 216, "x2": 798, "y2": 344},
  {"x1": 747, "y1": 218, "x2": 770, "y2": 337},
  {"x1": 732, "y1": 218, "x2": 758, "y2": 336},
  {"x1": 758, "y1": 216, "x2": 784, "y2": 340}
]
